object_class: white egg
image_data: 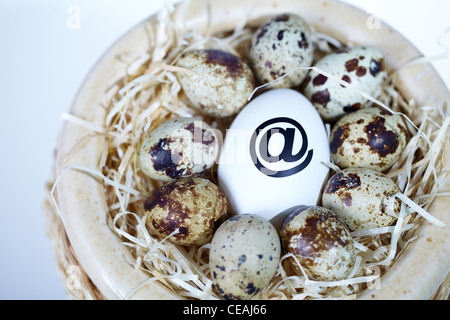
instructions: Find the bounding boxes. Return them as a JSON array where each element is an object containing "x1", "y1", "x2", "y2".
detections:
[
  {"x1": 303, "y1": 46, "x2": 387, "y2": 122},
  {"x1": 217, "y1": 89, "x2": 330, "y2": 221}
]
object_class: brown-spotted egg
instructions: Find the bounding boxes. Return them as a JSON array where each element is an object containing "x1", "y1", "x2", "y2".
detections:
[
  {"x1": 322, "y1": 168, "x2": 401, "y2": 231},
  {"x1": 280, "y1": 206, "x2": 356, "y2": 281},
  {"x1": 303, "y1": 46, "x2": 387, "y2": 122},
  {"x1": 144, "y1": 177, "x2": 230, "y2": 246},
  {"x1": 176, "y1": 49, "x2": 255, "y2": 118},
  {"x1": 330, "y1": 107, "x2": 408, "y2": 172},
  {"x1": 248, "y1": 13, "x2": 314, "y2": 88},
  {"x1": 138, "y1": 118, "x2": 219, "y2": 182},
  {"x1": 210, "y1": 214, "x2": 281, "y2": 300}
]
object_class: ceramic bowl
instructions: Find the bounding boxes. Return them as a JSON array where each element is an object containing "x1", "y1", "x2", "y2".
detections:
[{"x1": 52, "y1": 0, "x2": 449, "y2": 299}]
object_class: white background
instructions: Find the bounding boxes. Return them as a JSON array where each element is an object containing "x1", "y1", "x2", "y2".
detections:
[{"x1": 0, "y1": 0, "x2": 448, "y2": 300}]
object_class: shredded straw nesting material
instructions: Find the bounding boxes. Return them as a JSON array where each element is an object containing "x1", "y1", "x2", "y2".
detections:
[{"x1": 51, "y1": 3, "x2": 449, "y2": 300}]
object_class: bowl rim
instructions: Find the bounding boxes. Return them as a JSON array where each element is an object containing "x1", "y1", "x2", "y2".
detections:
[{"x1": 54, "y1": 0, "x2": 450, "y2": 300}]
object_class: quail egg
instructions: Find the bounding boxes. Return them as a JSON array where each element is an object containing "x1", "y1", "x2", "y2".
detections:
[
  {"x1": 248, "y1": 13, "x2": 314, "y2": 89},
  {"x1": 322, "y1": 168, "x2": 401, "y2": 231},
  {"x1": 330, "y1": 107, "x2": 408, "y2": 172},
  {"x1": 138, "y1": 118, "x2": 219, "y2": 182},
  {"x1": 210, "y1": 214, "x2": 281, "y2": 300},
  {"x1": 280, "y1": 206, "x2": 356, "y2": 281},
  {"x1": 145, "y1": 177, "x2": 230, "y2": 246},
  {"x1": 303, "y1": 46, "x2": 387, "y2": 122},
  {"x1": 176, "y1": 49, "x2": 255, "y2": 118}
]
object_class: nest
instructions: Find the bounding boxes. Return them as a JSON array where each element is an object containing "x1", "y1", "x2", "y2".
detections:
[{"x1": 44, "y1": 2, "x2": 449, "y2": 300}]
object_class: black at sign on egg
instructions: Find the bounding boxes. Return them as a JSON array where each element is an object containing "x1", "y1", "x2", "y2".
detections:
[
  {"x1": 249, "y1": 117, "x2": 313, "y2": 178},
  {"x1": 217, "y1": 89, "x2": 330, "y2": 221}
]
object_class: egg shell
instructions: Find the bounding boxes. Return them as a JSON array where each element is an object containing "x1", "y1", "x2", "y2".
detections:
[
  {"x1": 144, "y1": 177, "x2": 230, "y2": 246},
  {"x1": 330, "y1": 107, "x2": 408, "y2": 172},
  {"x1": 322, "y1": 167, "x2": 401, "y2": 231},
  {"x1": 138, "y1": 118, "x2": 219, "y2": 182},
  {"x1": 176, "y1": 49, "x2": 255, "y2": 118},
  {"x1": 303, "y1": 46, "x2": 387, "y2": 122},
  {"x1": 217, "y1": 88, "x2": 330, "y2": 221},
  {"x1": 248, "y1": 13, "x2": 314, "y2": 89},
  {"x1": 209, "y1": 214, "x2": 281, "y2": 300},
  {"x1": 280, "y1": 206, "x2": 356, "y2": 281}
]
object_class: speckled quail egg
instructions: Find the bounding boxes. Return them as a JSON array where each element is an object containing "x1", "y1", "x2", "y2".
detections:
[
  {"x1": 322, "y1": 168, "x2": 401, "y2": 231},
  {"x1": 210, "y1": 214, "x2": 281, "y2": 300},
  {"x1": 303, "y1": 46, "x2": 387, "y2": 122},
  {"x1": 330, "y1": 107, "x2": 408, "y2": 172},
  {"x1": 176, "y1": 49, "x2": 255, "y2": 118},
  {"x1": 144, "y1": 177, "x2": 230, "y2": 246},
  {"x1": 248, "y1": 13, "x2": 314, "y2": 89},
  {"x1": 138, "y1": 118, "x2": 219, "y2": 182},
  {"x1": 280, "y1": 206, "x2": 356, "y2": 281}
]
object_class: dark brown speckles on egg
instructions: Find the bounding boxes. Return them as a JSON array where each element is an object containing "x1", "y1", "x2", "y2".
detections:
[
  {"x1": 370, "y1": 59, "x2": 384, "y2": 77},
  {"x1": 313, "y1": 74, "x2": 328, "y2": 86},
  {"x1": 280, "y1": 206, "x2": 356, "y2": 281},
  {"x1": 184, "y1": 122, "x2": 216, "y2": 152},
  {"x1": 364, "y1": 116, "x2": 400, "y2": 157},
  {"x1": 342, "y1": 193, "x2": 353, "y2": 206},
  {"x1": 357, "y1": 137, "x2": 367, "y2": 143},
  {"x1": 176, "y1": 49, "x2": 255, "y2": 117},
  {"x1": 330, "y1": 123, "x2": 350, "y2": 154},
  {"x1": 145, "y1": 177, "x2": 230, "y2": 246},
  {"x1": 322, "y1": 168, "x2": 401, "y2": 231},
  {"x1": 298, "y1": 32, "x2": 309, "y2": 49},
  {"x1": 345, "y1": 58, "x2": 367, "y2": 77},
  {"x1": 210, "y1": 214, "x2": 280, "y2": 300},
  {"x1": 345, "y1": 58, "x2": 359, "y2": 72},
  {"x1": 341, "y1": 75, "x2": 352, "y2": 86},
  {"x1": 139, "y1": 118, "x2": 219, "y2": 181},
  {"x1": 356, "y1": 66, "x2": 367, "y2": 77},
  {"x1": 150, "y1": 138, "x2": 185, "y2": 179},
  {"x1": 311, "y1": 89, "x2": 331, "y2": 107},
  {"x1": 304, "y1": 46, "x2": 387, "y2": 122},
  {"x1": 324, "y1": 172, "x2": 361, "y2": 194},
  {"x1": 323, "y1": 172, "x2": 359, "y2": 208},
  {"x1": 281, "y1": 205, "x2": 311, "y2": 228},
  {"x1": 248, "y1": 13, "x2": 314, "y2": 88},
  {"x1": 246, "y1": 283, "x2": 258, "y2": 295},
  {"x1": 343, "y1": 103, "x2": 362, "y2": 113},
  {"x1": 255, "y1": 24, "x2": 269, "y2": 45},
  {"x1": 205, "y1": 49, "x2": 244, "y2": 80},
  {"x1": 330, "y1": 108, "x2": 407, "y2": 172}
]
